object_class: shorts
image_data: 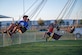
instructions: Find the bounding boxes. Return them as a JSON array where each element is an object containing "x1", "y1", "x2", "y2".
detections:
[
  {"x1": 70, "y1": 28, "x2": 75, "y2": 33},
  {"x1": 20, "y1": 26, "x2": 27, "y2": 33},
  {"x1": 46, "y1": 32, "x2": 51, "y2": 37}
]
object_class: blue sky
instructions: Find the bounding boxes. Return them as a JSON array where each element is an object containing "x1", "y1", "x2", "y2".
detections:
[{"x1": 0, "y1": 0, "x2": 82, "y2": 21}]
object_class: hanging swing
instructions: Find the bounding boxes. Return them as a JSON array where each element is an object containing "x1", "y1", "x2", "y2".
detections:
[
  {"x1": 45, "y1": 0, "x2": 77, "y2": 41},
  {"x1": 17, "y1": 0, "x2": 47, "y2": 33},
  {"x1": 2, "y1": 0, "x2": 47, "y2": 37},
  {"x1": 16, "y1": 0, "x2": 47, "y2": 34}
]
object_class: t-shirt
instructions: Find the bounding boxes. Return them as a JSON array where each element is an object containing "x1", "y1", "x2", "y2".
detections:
[
  {"x1": 48, "y1": 27, "x2": 54, "y2": 33},
  {"x1": 18, "y1": 21, "x2": 28, "y2": 29},
  {"x1": 48, "y1": 23, "x2": 54, "y2": 33},
  {"x1": 48, "y1": 23, "x2": 59, "y2": 33}
]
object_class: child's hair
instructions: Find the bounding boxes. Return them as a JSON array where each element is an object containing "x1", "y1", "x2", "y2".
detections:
[{"x1": 23, "y1": 15, "x2": 28, "y2": 18}]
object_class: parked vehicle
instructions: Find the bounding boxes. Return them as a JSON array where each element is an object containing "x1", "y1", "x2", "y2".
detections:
[{"x1": 73, "y1": 28, "x2": 82, "y2": 38}]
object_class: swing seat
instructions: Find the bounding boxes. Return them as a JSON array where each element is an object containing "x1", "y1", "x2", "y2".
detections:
[
  {"x1": 52, "y1": 33, "x2": 62, "y2": 40},
  {"x1": 46, "y1": 32, "x2": 62, "y2": 40}
]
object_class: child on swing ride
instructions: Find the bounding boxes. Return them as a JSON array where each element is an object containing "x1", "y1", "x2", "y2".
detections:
[
  {"x1": 43, "y1": 20, "x2": 60, "y2": 38},
  {"x1": 44, "y1": 20, "x2": 75, "y2": 40},
  {"x1": 3, "y1": 15, "x2": 29, "y2": 37}
]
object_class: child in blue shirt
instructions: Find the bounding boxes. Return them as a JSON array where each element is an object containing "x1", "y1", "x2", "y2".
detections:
[{"x1": 3, "y1": 15, "x2": 29, "y2": 37}]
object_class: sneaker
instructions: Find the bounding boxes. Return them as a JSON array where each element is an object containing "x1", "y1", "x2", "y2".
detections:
[{"x1": 3, "y1": 31, "x2": 7, "y2": 33}]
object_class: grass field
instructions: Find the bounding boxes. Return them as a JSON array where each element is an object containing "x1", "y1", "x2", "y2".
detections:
[{"x1": 0, "y1": 40, "x2": 82, "y2": 55}]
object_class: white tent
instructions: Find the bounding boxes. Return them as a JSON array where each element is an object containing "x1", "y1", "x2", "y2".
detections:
[
  {"x1": 0, "y1": 15, "x2": 11, "y2": 18},
  {"x1": 0, "y1": 15, "x2": 12, "y2": 21}
]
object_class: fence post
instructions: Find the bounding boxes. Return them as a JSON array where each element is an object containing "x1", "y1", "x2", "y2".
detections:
[
  {"x1": 18, "y1": 33, "x2": 21, "y2": 44},
  {"x1": 3, "y1": 34, "x2": 5, "y2": 47},
  {"x1": 34, "y1": 32, "x2": 36, "y2": 42}
]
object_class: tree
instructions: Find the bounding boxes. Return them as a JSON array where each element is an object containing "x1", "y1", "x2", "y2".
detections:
[
  {"x1": 0, "y1": 22, "x2": 1, "y2": 30},
  {"x1": 0, "y1": 22, "x2": 1, "y2": 27},
  {"x1": 59, "y1": 20, "x2": 65, "y2": 25},
  {"x1": 80, "y1": 20, "x2": 82, "y2": 25},
  {"x1": 37, "y1": 18, "x2": 44, "y2": 26}
]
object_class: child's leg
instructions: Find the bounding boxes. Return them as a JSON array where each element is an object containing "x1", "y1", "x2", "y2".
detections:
[
  {"x1": 43, "y1": 32, "x2": 47, "y2": 38},
  {"x1": 66, "y1": 27, "x2": 71, "y2": 32},
  {"x1": 11, "y1": 25, "x2": 21, "y2": 34},
  {"x1": 42, "y1": 32, "x2": 48, "y2": 39},
  {"x1": 43, "y1": 32, "x2": 51, "y2": 38},
  {"x1": 61, "y1": 27, "x2": 71, "y2": 33},
  {"x1": 4, "y1": 23, "x2": 16, "y2": 33},
  {"x1": 6, "y1": 25, "x2": 21, "y2": 37}
]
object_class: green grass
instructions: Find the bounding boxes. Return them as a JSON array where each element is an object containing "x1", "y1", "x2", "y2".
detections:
[{"x1": 0, "y1": 40, "x2": 82, "y2": 55}]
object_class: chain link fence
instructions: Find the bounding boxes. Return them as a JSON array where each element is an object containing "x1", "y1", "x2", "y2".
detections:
[{"x1": 0, "y1": 31, "x2": 82, "y2": 47}]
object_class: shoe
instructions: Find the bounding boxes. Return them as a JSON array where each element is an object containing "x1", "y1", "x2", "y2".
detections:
[{"x1": 3, "y1": 31, "x2": 7, "y2": 33}]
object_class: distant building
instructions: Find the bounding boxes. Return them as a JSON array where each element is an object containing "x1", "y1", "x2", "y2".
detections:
[{"x1": 0, "y1": 20, "x2": 81, "y2": 30}]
